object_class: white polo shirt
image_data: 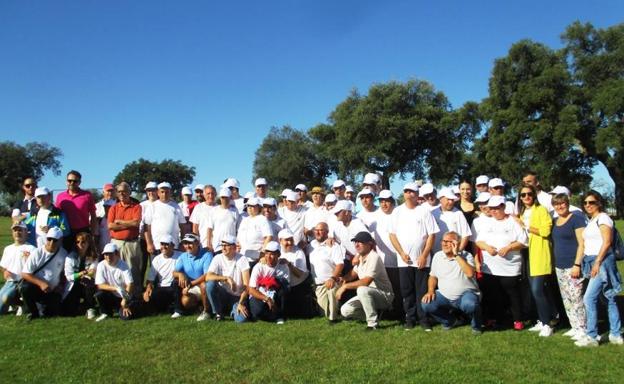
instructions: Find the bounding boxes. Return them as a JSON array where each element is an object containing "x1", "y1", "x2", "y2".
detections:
[
  {"x1": 280, "y1": 247, "x2": 309, "y2": 286},
  {"x1": 144, "y1": 200, "x2": 186, "y2": 247},
  {"x1": 307, "y1": 240, "x2": 345, "y2": 284},
  {"x1": 189, "y1": 202, "x2": 217, "y2": 248},
  {"x1": 95, "y1": 259, "x2": 133, "y2": 296},
  {"x1": 389, "y1": 204, "x2": 440, "y2": 268},
  {"x1": 206, "y1": 205, "x2": 240, "y2": 251},
  {"x1": 207, "y1": 252, "x2": 250, "y2": 296},
  {"x1": 431, "y1": 207, "x2": 472, "y2": 253},
  {"x1": 147, "y1": 251, "x2": 181, "y2": 287},
  {"x1": 476, "y1": 216, "x2": 527, "y2": 276},
  {"x1": 430, "y1": 250, "x2": 479, "y2": 301}
]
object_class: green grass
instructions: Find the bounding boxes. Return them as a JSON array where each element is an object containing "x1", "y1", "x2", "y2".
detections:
[{"x1": 1, "y1": 217, "x2": 624, "y2": 383}]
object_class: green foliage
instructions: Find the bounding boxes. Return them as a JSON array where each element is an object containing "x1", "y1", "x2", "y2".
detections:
[
  {"x1": 0, "y1": 141, "x2": 63, "y2": 194},
  {"x1": 253, "y1": 126, "x2": 331, "y2": 192},
  {"x1": 113, "y1": 158, "x2": 196, "y2": 198}
]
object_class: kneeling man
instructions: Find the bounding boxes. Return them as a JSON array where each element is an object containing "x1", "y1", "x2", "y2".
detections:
[{"x1": 94, "y1": 243, "x2": 137, "y2": 321}]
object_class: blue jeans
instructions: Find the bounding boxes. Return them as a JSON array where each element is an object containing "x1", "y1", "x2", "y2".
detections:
[
  {"x1": 582, "y1": 252, "x2": 622, "y2": 338},
  {"x1": 529, "y1": 275, "x2": 555, "y2": 325},
  {"x1": 421, "y1": 290, "x2": 482, "y2": 330},
  {"x1": 0, "y1": 280, "x2": 20, "y2": 314},
  {"x1": 206, "y1": 281, "x2": 248, "y2": 323}
]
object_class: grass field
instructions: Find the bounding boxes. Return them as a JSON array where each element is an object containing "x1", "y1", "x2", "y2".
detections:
[{"x1": 1, "y1": 217, "x2": 624, "y2": 383}]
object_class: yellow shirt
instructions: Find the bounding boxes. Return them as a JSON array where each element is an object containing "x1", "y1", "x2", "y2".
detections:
[{"x1": 527, "y1": 205, "x2": 552, "y2": 276}]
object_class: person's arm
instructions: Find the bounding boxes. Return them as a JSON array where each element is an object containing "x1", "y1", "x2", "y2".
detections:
[
  {"x1": 89, "y1": 197, "x2": 98, "y2": 236},
  {"x1": 335, "y1": 274, "x2": 373, "y2": 301},
  {"x1": 143, "y1": 281, "x2": 154, "y2": 302},
  {"x1": 455, "y1": 253, "x2": 475, "y2": 278},
  {"x1": 21, "y1": 272, "x2": 50, "y2": 292},
  {"x1": 571, "y1": 226, "x2": 585, "y2": 278},
  {"x1": 206, "y1": 228, "x2": 214, "y2": 252},
  {"x1": 527, "y1": 207, "x2": 552, "y2": 238},
  {"x1": 591, "y1": 223, "x2": 613, "y2": 277},
  {"x1": 173, "y1": 271, "x2": 190, "y2": 288},
  {"x1": 389, "y1": 233, "x2": 411, "y2": 265},
  {"x1": 421, "y1": 275, "x2": 438, "y2": 303},
  {"x1": 144, "y1": 225, "x2": 155, "y2": 255},
  {"x1": 416, "y1": 234, "x2": 435, "y2": 269},
  {"x1": 324, "y1": 263, "x2": 344, "y2": 289},
  {"x1": 497, "y1": 241, "x2": 526, "y2": 257},
  {"x1": 96, "y1": 282, "x2": 121, "y2": 294}
]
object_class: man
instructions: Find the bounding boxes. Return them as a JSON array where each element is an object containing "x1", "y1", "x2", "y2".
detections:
[
  {"x1": 194, "y1": 184, "x2": 206, "y2": 203},
  {"x1": 95, "y1": 183, "x2": 116, "y2": 252},
  {"x1": 421, "y1": 232, "x2": 482, "y2": 334},
  {"x1": 389, "y1": 182, "x2": 440, "y2": 330},
  {"x1": 522, "y1": 171, "x2": 553, "y2": 212},
  {"x1": 140, "y1": 181, "x2": 159, "y2": 281},
  {"x1": 205, "y1": 235, "x2": 251, "y2": 322},
  {"x1": 144, "y1": 182, "x2": 186, "y2": 254},
  {"x1": 329, "y1": 200, "x2": 369, "y2": 263},
  {"x1": 108, "y1": 181, "x2": 143, "y2": 298},
  {"x1": 55, "y1": 170, "x2": 97, "y2": 251},
  {"x1": 488, "y1": 178, "x2": 515, "y2": 214},
  {"x1": 295, "y1": 184, "x2": 313, "y2": 209},
  {"x1": 356, "y1": 188, "x2": 378, "y2": 229},
  {"x1": 179, "y1": 186, "x2": 198, "y2": 238},
  {"x1": 336, "y1": 231, "x2": 394, "y2": 330},
  {"x1": 0, "y1": 223, "x2": 36, "y2": 315},
  {"x1": 475, "y1": 175, "x2": 489, "y2": 195},
  {"x1": 345, "y1": 186, "x2": 355, "y2": 202},
  {"x1": 431, "y1": 187, "x2": 472, "y2": 254},
  {"x1": 172, "y1": 233, "x2": 213, "y2": 321},
  {"x1": 363, "y1": 173, "x2": 382, "y2": 195},
  {"x1": 332, "y1": 180, "x2": 347, "y2": 200},
  {"x1": 206, "y1": 188, "x2": 241, "y2": 253},
  {"x1": 278, "y1": 228, "x2": 312, "y2": 318},
  {"x1": 24, "y1": 187, "x2": 70, "y2": 247},
  {"x1": 12, "y1": 177, "x2": 38, "y2": 219},
  {"x1": 303, "y1": 187, "x2": 327, "y2": 239},
  {"x1": 254, "y1": 178, "x2": 268, "y2": 199},
  {"x1": 143, "y1": 235, "x2": 181, "y2": 314},
  {"x1": 248, "y1": 241, "x2": 290, "y2": 323},
  {"x1": 306, "y1": 222, "x2": 344, "y2": 322},
  {"x1": 280, "y1": 191, "x2": 307, "y2": 248},
  {"x1": 223, "y1": 178, "x2": 244, "y2": 213},
  {"x1": 94, "y1": 243, "x2": 137, "y2": 321},
  {"x1": 262, "y1": 197, "x2": 286, "y2": 239},
  {"x1": 419, "y1": 183, "x2": 439, "y2": 211},
  {"x1": 189, "y1": 185, "x2": 218, "y2": 249},
  {"x1": 19, "y1": 227, "x2": 68, "y2": 319}
]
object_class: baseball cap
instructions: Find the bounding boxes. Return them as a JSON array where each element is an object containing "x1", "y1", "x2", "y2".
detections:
[
  {"x1": 280, "y1": 188, "x2": 293, "y2": 197},
  {"x1": 419, "y1": 183, "x2": 435, "y2": 197},
  {"x1": 332, "y1": 180, "x2": 346, "y2": 189},
  {"x1": 474, "y1": 192, "x2": 491, "y2": 203},
  {"x1": 145, "y1": 181, "x2": 158, "y2": 190},
  {"x1": 357, "y1": 188, "x2": 374, "y2": 198},
  {"x1": 158, "y1": 182, "x2": 172, "y2": 189},
  {"x1": 255, "y1": 178, "x2": 268, "y2": 187},
  {"x1": 265, "y1": 241, "x2": 280, "y2": 252},
  {"x1": 331, "y1": 200, "x2": 353, "y2": 214},
  {"x1": 46, "y1": 227, "x2": 63, "y2": 240},
  {"x1": 324, "y1": 194, "x2": 337, "y2": 203},
  {"x1": 102, "y1": 243, "x2": 118, "y2": 254},
  {"x1": 246, "y1": 197, "x2": 262, "y2": 206},
  {"x1": 438, "y1": 187, "x2": 458, "y2": 200},
  {"x1": 488, "y1": 178, "x2": 504, "y2": 188},
  {"x1": 363, "y1": 173, "x2": 380, "y2": 185},
  {"x1": 351, "y1": 231, "x2": 374, "y2": 243},
  {"x1": 194, "y1": 184, "x2": 205, "y2": 191},
  {"x1": 11, "y1": 222, "x2": 28, "y2": 230},
  {"x1": 475, "y1": 175, "x2": 489, "y2": 185},
  {"x1": 181, "y1": 187, "x2": 192, "y2": 195},
  {"x1": 224, "y1": 178, "x2": 240, "y2": 189},
  {"x1": 550, "y1": 185, "x2": 570, "y2": 196},
  {"x1": 403, "y1": 182, "x2": 419, "y2": 192},
  {"x1": 263, "y1": 197, "x2": 277, "y2": 206},
  {"x1": 378, "y1": 190, "x2": 394, "y2": 199},
  {"x1": 159, "y1": 234, "x2": 175, "y2": 244},
  {"x1": 103, "y1": 183, "x2": 114, "y2": 191},
  {"x1": 284, "y1": 191, "x2": 298, "y2": 202},
  {"x1": 34, "y1": 187, "x2": 50, "y2": 197},
  {"x1": 181, "y1": 233, "x2": 200, "y2": 243},
  {"x1": 487, "y1": 195, "x2": 507, "y2": 207},
  {"x1": 221, "y1": 234, "x2": 237, "y2": 245},
  {"x1": 295, "y1": 184, "x2": 307, "y2": 192},
  {"x1": 218, "y1": 188, "x2": 232, "y2": 198},
  {"x1": 278, "y1": 228, "x2": 295, "y2": 239}
]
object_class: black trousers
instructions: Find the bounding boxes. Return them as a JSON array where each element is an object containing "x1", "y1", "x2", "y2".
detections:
[
  {"x1": 19, "y1": 281, "x2": 61, "y2": 318},
  {"x1": 94, "y1": 291, "x2": 138, "y2": 319},
  {"x1": 148, "y1": 286, "x2": 176, "y2": 314},
  {"x1": 399, "y1": 266, "x2": 430, "y2": 326},
  {"x1": 480, "y1": 273, "x2": 523, "y2": 323},
  {"x1": 61, "y1": 279, "x2": 97, "y2": 316}
]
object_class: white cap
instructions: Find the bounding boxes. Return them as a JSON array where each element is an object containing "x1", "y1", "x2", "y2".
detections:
[
  {"x1": 403, "y1": 182, "x2": 419, "y2": 192},
  {"x1": 102, "y1": 243, "x2": 118, "y2": 254},
  {"x1": 246, "y1": 197, "x2": 261, "y2": 206},
  {"x1": 244, "y1": 192, "x2": 255, "y2": 199},
  {"x1": 263, "y1": 197, "x2": 277, "y2": 206},
  {"x1": 280, "y1": 188, "x2": 293, "y2": 197},
  {"x1": 182, "y1": 233, "x2": 200, "y2": 243},
  {"x1": 378, "y1": 190, "x2": 394, "y2": 199},
  {"x1": 255, "y1": 178, "x2": 268, "y2": 187},
  {"x1": 331, "y1": 199, "x2": 353, "y2": 214},
  {"x1": 35, "y1": 187, "x2": 50, "y2": 197},
  {"x1": 194, "y1": 184, "x2": 205, "y2": 191},
  {"x1": 46, "y1": 227, "x2": 63, "y2": 240},
  {"x1": 332, "y1": 180, "x2": 346, "y2": 189},
  {"x1": 438, "y1": 187, "x2": 458, "y2": 200},
  {"x1": 550, "y1": 185, "x2": 570, "y2": 196},
  {"x1": 278, "y1": 228, "x2": 294, "y2": 239},
  {"x1": 181, "y1": 187, "x2": 192, "y2": 195},
  {"x1": 159, "y1": 234, "x2": 175, "y2": 244},
  {"x1": 158, "y1": 182, "x2": 172, "y2": 189},
  {"x1": 324, "y1": 194, "x2": 337, "y2": 203},
  {"x1": 475, "y1": 175, "x2": 489, "y2": 185},
  {"x1": 224, "y1": 178, "x2": 240, "y2": 189},
  {"x1": 284, "y1": 191, "x2": 298, "y2": 202},
  {"x1": 218, "y1": 188, "x2": 231, "y2": 198},
  {"x1": 12, "y1": 222, "x2": 28, "y2": 230},
  {"x1": 221, "y1": 234, "x2": 237, "y2": 245},
  {"x1": 345, "y1": 185, "x2": 354, "y2": 193},
  {"x1": 364, "y1": 173, "x2": 381, "y2": 185},
  {"x1": 145, "y1": 181, "x2": 158, "y2": 190},
  {"x1": 474, "y1": 192, "x2": 492, "y2": 203},
  {"x1": 488, "y1": 178, "x2": 504, "y2": 188},
  {"x1": 295, "y1": 184, "x2": 307, "y2": 192},
  {"x1": 487, "y1": 195, "x2": 507, "y2": 207},
  {"x1": 265, "y1": 241, "x2": 280, "y2": 252},
  {"x1": 452, "y1": 185, "x2": 460, "y2": 195},
  {"x1": 357, "y1": 188, "x2": 374, "y2": 197},
  {"x1": 419, "y1": 183, "x2": 435, "y2": 197}
]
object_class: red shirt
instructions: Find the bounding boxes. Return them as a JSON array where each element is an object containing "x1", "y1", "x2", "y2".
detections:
[
  {"x1": 55, "y1": 189, "x2": 96, "y2": 231},
  {"x1": 107, "y1": 200, "x2": 142, "y2": 240}
]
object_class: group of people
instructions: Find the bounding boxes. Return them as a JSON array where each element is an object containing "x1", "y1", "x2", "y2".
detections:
[{"x1": 1, "y1": 170, "x2": 622, "y2": 347}]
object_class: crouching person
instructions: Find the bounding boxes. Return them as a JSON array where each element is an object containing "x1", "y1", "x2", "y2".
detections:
[
  {"x1": 336, "y1": 232, "x2": 394, "y2": 330},
  {"x1": 248, "y1": 241, "x2": 290, "y2": 324},
  {"x1": 20, "y1": 227, "x2": 68, "y2": 320},
  {"x1": 143, "y1": 235, "x2": 181, "y2": 314},
  {"x1": 206, "y1": 235, "x2": 251, "y2": 322},
  {"x1": 421, "y1": 232, "x2": 482, "y2": 334},
  {"x1": 94, "y1": 243, "x2": 138, "y2": 321},
  {"x1": 1, "y1": 223, "x2": 36, "y2": 316}
]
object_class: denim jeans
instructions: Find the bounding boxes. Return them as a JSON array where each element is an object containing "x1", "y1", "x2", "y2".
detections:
[
  {"x1": 0, "y1": 280, "x2": 20, "y2": 314},
  {"x1": 529, "y1": 275, "x2": 555, "y2": 325},
  {"x1": 582, "y1": 252, "x2": 622, "y2": 338},
  {"x1": 421, "y1": 290, "x2": 482, "y2": 330},
  {"x1": 206, "y1": 281, "x2": 248, "y2": 322}
]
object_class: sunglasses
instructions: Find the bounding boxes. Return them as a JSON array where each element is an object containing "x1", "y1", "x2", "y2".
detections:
[
  {"x1": 160, "y1": 243, "x2": 173, "y2": 247},
  {"x1": 491, "y1": 186, "x2": 503, "y2": 189},
  {"x1": 24, "y1": 184, "x2": 36, "y2": 188},
  {"x1": 221, "y1": 243, "x2": 235, "y2": 247},
  {"x1": 583, "y1": 200, "x2": 598, "y2": 206},
  {"x1": 520, "y1": 192, "x2": 534, "y2": 198},
  {"x1": 46, "y1": 238, "x2": 59, "y2": 242},
  {"x1": 67, "y1": 179, "x2": 80, "y2": 183}
]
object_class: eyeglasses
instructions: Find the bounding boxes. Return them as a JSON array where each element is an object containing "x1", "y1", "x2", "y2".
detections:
[
  {"x1": 520, "y1": 193, "x2": 534, "y2": 198},
  {"x1": 67, "y1": 179, "x2": 80, "y2": 183},
  {"x1": 221, "y1": 243, "x2": 235, "y2": 247},
  {"x1": 491, "y1": 186, "x2": 503, "y2": 190},
  {"x1": 441, "y1": 240, "x2": 456, "y2": 244},
  {"x1": 583, "y1": 200, "x2": 598, "y2": 206},
  {"x1": 160, "y1": 243, "x2": 172, "y2": 247},
  {"x1": 46, "y1": 238, "x2": 59, "y2": 242},
  {"x1": 24, "y1": 184, "x2": 36, "y2": 188}
]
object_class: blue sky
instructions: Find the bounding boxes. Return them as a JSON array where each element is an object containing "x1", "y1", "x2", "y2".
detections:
[{"x1": 1, "y1": 1, "x2": 621, "y2": 196}]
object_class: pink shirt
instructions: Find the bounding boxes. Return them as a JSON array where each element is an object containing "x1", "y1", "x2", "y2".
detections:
[{"x1": 55, "y1": 189, "x2": 96, "y2": 231}]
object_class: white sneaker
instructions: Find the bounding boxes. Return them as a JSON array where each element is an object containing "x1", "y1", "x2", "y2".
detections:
[
  {"x1": 574, "y1": 334, "x2": 599, "y2": 347},
  {"x1": 8, "y1": 305, "x2": 15, "y2": 313},
  {"x1": 609, "y1": 334, "x2": 624, "y2": 345},
  {"x1": 171, "y1": 312, "x2": 183, "y2": 319},
  {"x1": 571, "y1": 330, "x2": 586, "y2": 341},
  {"x1": 276, "y1": 318, "x2": 285, "y2": 325},
  {"x1": 95, "y1": 313, "x2": 109, "y2": 322},
  {"x1": 15, "y1": 306, "x2": 23, "y2": 317},
  {"x1": 539, "y1": 325, "x2": 553, "y2": 337},
  {"x1": 528, "y1": 321, "x2": 544, "y2": 332},
  {"x1": 563, "y1": 328, "x2": 577, "y2": 337},
  {"x1": 196, "y1": 311, "x2": 210, "y2": 322},
  {"x1": 86, "y1": 309, "x2": 96, "y2": 320}
]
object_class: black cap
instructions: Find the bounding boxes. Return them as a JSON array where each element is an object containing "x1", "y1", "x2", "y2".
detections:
[{"x1": 351, "y1": 231, "x2": 374, "y2": 243}]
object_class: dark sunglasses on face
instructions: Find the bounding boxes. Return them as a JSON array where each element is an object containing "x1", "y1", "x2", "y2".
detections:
[
  {"x1": 520, "y1": 193, "x2": 534, "y2": 198},
  {"x1": 67, "y1": 179, "x2": 80, "y2": 183},
  {"x1": 583, "y1": 200, "x2": 598, "y2": 206},
  {"x1": 46, "y1": 238, "x2": 59, "y2": 242},
  {"x1": 24, "y1": 184, "x2": 36, "y2": 188}
]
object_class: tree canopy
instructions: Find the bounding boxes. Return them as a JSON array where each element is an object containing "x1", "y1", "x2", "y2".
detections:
[
  {"x1": 0, "y1": 141, "x2": 63, "y2": 194},
  {"x1": 113, "y1": 158, "x2": 196, "y2": 198}
]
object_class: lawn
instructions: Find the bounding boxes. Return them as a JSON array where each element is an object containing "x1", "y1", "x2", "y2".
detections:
[{"x1": 1, "y1": 217, "x2": 623, "y2": 383}]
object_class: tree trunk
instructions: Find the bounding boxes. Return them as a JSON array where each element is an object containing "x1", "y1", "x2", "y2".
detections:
[{"x1": 605, "y1": 162, "x2": 624, "y2": 218}]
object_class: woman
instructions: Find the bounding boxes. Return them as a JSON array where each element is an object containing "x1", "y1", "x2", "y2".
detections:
[
  {"x1": 575, "y1": 190, "x2": 622, "y2": 347},
  {"x1": 61, "y1": 232, "x2": 99, "y2": 318},
  {"x1": 237, "y1": 197, "x2": 273, "y2": 267},
  {"x1": 551, "y1": 193, "x2": 587, "y2": 340},
  {"x1": 456, "y1": 180, "x2": 477, "y2": 227},
  {"x1": 514, "y1": 184, "x2": 555, "y2": 337},
  {"x1": 476, "y1": 195, "x2": 528, "y2": 330}
]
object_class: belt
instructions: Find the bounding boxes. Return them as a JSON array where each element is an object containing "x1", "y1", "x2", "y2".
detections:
[{"x1": 113, "y1": 237, "x2": 139, "y2": 242}]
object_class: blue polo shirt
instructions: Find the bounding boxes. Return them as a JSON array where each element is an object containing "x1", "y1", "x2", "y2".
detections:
[{"x1": 174, "y1": 249, "x2": 213, "y2": 280}]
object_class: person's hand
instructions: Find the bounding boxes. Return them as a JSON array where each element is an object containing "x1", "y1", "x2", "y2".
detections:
[
  {"x1": 147, "y1": 243, "x2": 155, "y2": 255},
  {"x1": 182, "y1": 286, "x2": 190, "y2": 296},
  {"x1": 40, "y1": 225, "x2": 49, "y2": 233},
  {"x1": 39, "y1": 281, "x2": 50, "y2": 293},
  {"x1": 324, "y1": 278, "x2": 336, "y2": 289},
  {"x1": 400, "y1": 253, "x2": 412, "y2": 265},
  {"x1": 416, "y1": 254, "x2": 427, "y2": 269},
  {"x1": 591, "y1": 262, "x2": 601, "y2": 278},
  {"x1": 486, "y1": 246, "x2": 498, "y2": 256},
  {"x1": 237, "y1": 303, "x2": 249, "y2": 318},
  {"x1": 226, "y1": 277, "x2": 237, "y2": 292},
  {"x1": 422, "y1": 292, "x2": 435, "y2": 304},
  {"x1": 451, "y1": 241, "x2": 459, "y2": 256},
  {"x1": 498, "y1": 246, "x2": 510, "y2": 257},
  {"x1": 335, "y1": 285, "x2": 346, "y2": 301},
  {"x1": 571, "y1": 265, "x2": 581, "y2": 279},
  {"x1": 121, "y1": 304, "x2": 132, "y2": 318},
  {"x1": 178, "y1": 278, "x2": 189, "y2": 289},
  {"x1": 265, "y1": 297, "x2": 275, "y2": 311},
  {"x1": 143, "y1": 289, "x2": 151, "y2": 302}
]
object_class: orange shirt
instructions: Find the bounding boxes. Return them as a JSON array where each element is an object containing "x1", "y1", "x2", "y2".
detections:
[{"x1": 107, "y1": 200, "x2": 142, "y2": 240}]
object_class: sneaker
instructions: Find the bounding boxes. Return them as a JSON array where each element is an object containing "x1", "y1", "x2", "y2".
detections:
[
  {"x1": 15, "y1": 306, "x2": 23, "y2": 317},
  {"x1": 571, "y1": 330, "x2": 586, "y2": 341},
  {"x1": 86, "y1": 309, "x2": 96, "y2": 320},
  {"x1": 539, "y1": 324, "x2": 553, "y2": 337},
  {"x1": 608, "y1": 334, "x2": 624, "y2": 345},
  {"x1": 215, "y1": 314, "x2": 223, "y2": 321},
  {"x1": 421, "y1": 322, "x2": 433, "y2": 332},
  {"x1": 563, "y1": 328, "x2": 577, "y2": 337},
  {"x1": 276, "y1": 318, "x2": 285, "y2": 325},
  {"x1": 513, "y1": 321, "x2": 524, "y2": 331},
  {"x1": 529, "y1": 321, "x2": 544, "y2": 332},
  {"x1": 365, "y1": 325, "x2": 378, "y2": 331},
  {"x1": 575, "y1": 334, "x2": 599, "y2": 347},
  {"x1": 196, "y1": 311, "x2": 210, "y2": 322},
  {"x1": 95, "y1": 313, "x2": 108, "y2": 322},
  {"x1": 171, "y1": 312, "x2": 183, "y2": 319},
  {"x1": 472, "y1": 328, "x2": 483, "y2": 335},
  {"x1": 8, "y1": 305, "x2": 15, "y2": 313},
  {"x1": 442, "y1": 317, "x2": 458, "y2": 331},
  {"x1": 403, "y1": 321, "x2": 415, "y2": 331}
]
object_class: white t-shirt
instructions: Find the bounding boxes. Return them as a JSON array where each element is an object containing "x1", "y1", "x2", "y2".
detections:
[
  {"x1": 249, "y1": 263, "x2": 290, "y2": 292},
  {"x1": 237, "y1": 215, "x2": 273, "y2": 261},
  {"x1": 303, "y1": 205, "x2": 330, "y2": 233},
  {"x1": 476, "y1": 216, "x2": 527, "y2": 276},
  {"x1": 280, "y1": 248, "x2": 309, "y2": 286},
  {"x1": 207, "y1": 253, "x2": 250, "y2": 296},
  {"x1": 147, "y1": 251, "x2": 181, "y2": 287},
  {"x1": 189, "y1": 203, "x2": 217, "y2": 247},
  {"x1": 95, "y1": 259, "x2": 133, "y2": 297},
  {"x1": 22, "y1": 246, "x2": 68, "y2": 289},
  {"x1": 431, "y1": 207, "x2": 472, "y2": 253},
  {"x1": 356, "y1": 207, "x2": 378, "y2": 230},
  {"x1": 96, "y1": 199, "x2": 115, "y2": 250},
  {"x1": 207, "y1": 205, "x2": 240, "y2": 251},
  {"x1": 370, "y1": 209, "x2": 397, "y2": 268},
  {"x1": 470, "y1": 214, "x2": 490, "y2": 243},
  {"x1": 35, "y1": 207, "x2": 51, "y2": 247},
  {"x1": 139, "y1": 199, "x2": 157, "y2": 236},
  {"x1": 144, "y1": 200, "x2": 186, "y2": 246},
  {"x1": 583, "y1": 212, "x2": 613, "y2": 256},
  {"x1": 389, "y1": 204, "x2": 440, "y2": 268},
  {"x1": 307, "y1": 240, "x2": 345, "y2": 284},
  {"x1": 1, "y1": 243, "x2": 36, "y2": 281},
  {"x1": 281, "y1": 206, "x2": 306, "y2": 245},
  {"x1": 268, "y1": 217, "x2": 287, "y2": 239},
  {"x1": 430, "y1": 250, "x2": 479, "y2": 301},
  {"x1": 330, "y1": 217, "x2": 370, "y2": 257}
]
